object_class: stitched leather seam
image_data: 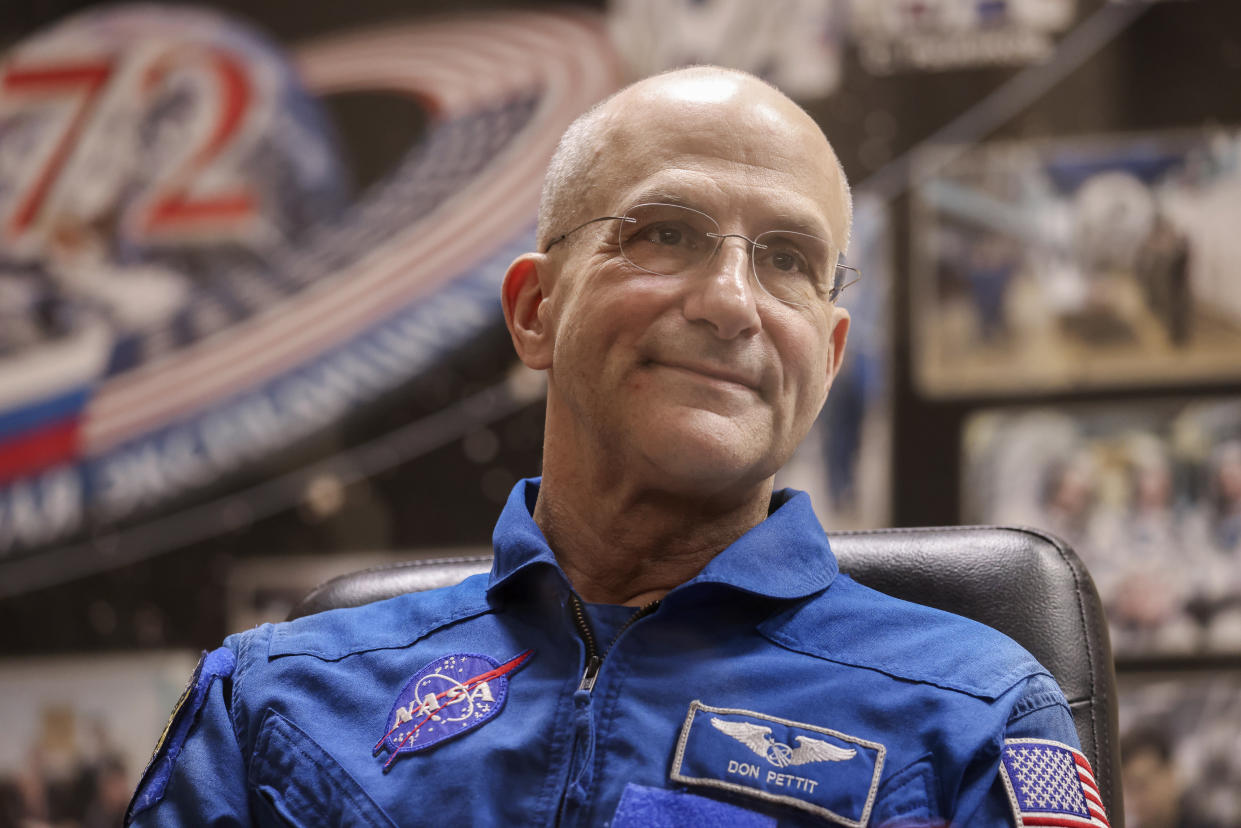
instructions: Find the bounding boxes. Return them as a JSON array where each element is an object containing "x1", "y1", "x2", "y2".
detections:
[{"x1": 299, "y1": 555, "x2": 493, "y2": 607}]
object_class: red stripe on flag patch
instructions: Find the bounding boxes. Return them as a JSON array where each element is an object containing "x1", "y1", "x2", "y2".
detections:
[{"x1": 999, "y1": 738, "x2": 1109, "y2": 828}]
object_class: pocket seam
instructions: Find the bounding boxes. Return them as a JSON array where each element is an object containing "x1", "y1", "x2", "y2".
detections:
[
  {"x1": 873, "y1": 754, "x2": 940, "y2": 824},
  {"x1": 250, "y1": 708, "x2": 395, "y2": 828}
]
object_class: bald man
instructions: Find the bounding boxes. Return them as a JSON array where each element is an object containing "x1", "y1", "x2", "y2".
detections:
[{"x1": 128, "y1": 68, "x2": 1097, "y2": 827}]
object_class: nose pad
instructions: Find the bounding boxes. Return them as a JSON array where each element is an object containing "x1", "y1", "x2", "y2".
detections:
[
  {"x1": 705, "y1": 234, "x2": 758, "y2": 293},
  {"x1": 685, "y1": 235, "x2": 762, "y2": 338}
]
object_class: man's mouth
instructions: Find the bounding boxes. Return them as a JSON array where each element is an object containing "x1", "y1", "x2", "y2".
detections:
[{"x1": 648, "y1": 358, "x2": 760, "y2": 391}]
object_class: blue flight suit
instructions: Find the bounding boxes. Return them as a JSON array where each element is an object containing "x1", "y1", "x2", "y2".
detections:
[{"x1": 128, "y1": 479, "x2": 1088, "y2": 826}]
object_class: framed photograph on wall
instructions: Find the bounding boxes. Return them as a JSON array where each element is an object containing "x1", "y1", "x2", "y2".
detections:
[
  {"x1": 1118, "y1": 670, "x2": 1241, "y2": 828},
  {"x1": 0, "y1": 650, "x2": 199, "y2": 825},
  {"x1": 962, "y1": 398, "x2": 1241, "y2": 659},
  {"x1": 913, "y1": 128, "x2": 1241, "y2": 396}
]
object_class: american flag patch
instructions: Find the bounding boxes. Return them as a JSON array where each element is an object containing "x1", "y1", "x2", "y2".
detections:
[{"x1": 998, "y1": 738, "x2": 1109, "y2": 827}]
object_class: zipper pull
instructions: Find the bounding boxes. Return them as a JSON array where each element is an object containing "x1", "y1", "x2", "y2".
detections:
[{"x1": 577, "y1": 655, "x2": 601, "y2": 693}]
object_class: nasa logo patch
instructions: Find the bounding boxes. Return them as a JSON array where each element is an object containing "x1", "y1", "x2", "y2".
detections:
[{"x1": 373, "y1": 649, "x2": 532, "y2": 772}]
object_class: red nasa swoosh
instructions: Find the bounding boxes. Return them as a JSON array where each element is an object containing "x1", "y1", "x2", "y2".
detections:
[{"x1": 375, "y1": 649, "x2": 533, "y2": 771}]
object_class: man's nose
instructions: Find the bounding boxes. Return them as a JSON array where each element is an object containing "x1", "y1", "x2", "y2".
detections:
[{"x1": 682, "y1": 236, "x2": 762, "y2": 339}]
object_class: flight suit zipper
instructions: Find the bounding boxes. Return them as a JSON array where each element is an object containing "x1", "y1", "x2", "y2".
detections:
[
  {"x1": 555, "y1": 593, "x2": 660, "y2": 826},
  {"x1": 569, "y1": 592, "x2": 660, "y2": 693}
]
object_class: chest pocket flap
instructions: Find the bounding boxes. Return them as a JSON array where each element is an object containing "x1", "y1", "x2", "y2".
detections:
[
  {"x1": 870, "y1": 755, "x2": 940, "y2": 827},
  {"x1": 250, "y1": 709, "x2": 395, "y2": 828}
]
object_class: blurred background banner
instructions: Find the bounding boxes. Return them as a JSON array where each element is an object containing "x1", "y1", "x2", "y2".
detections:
[
  {"x1": 607, "y1": 0, "x2": 847, "y2": 99},
  {"x1": 851, "y1": 0, "x2": 1077, "y2": 74},
  {"x1": 0, "y1": 5, "x2": 619, "y2": 595}
]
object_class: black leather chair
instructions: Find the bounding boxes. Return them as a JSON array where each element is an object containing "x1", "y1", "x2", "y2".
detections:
[{"x1": 290, "y1": 525, "x2": 1123, "y2": 826}]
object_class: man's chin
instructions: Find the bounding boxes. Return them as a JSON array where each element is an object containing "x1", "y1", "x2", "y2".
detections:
[{"x1": 635, "y1": 419, "x2": 777, "y2": 497}]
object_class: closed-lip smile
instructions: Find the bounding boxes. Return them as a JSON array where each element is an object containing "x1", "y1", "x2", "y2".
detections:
[{"x1": 651, "y1": 359, "x2": 760, "y2": 391}]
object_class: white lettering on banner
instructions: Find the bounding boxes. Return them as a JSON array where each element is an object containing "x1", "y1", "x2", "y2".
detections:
[
  {"x1": 96, "y1": 427, "x2": 215, "y2": 519},
  {"x1": 861, "y1": 28, "x2": 1053, "y2": 73},
  {"x1": 377, "y1": 287, "x2": 495, "y2": 366},
  {"x1": 852, "y1": 0, "x2": 1075, "y2": 74},
  {"x1": 199, "y1": 393, "x2": 282, "y2": 471},
  {"x1": 0, "y1": 276, "x2": 504, "y2": 553},
  {"x1": 93, "y1": 285, "x2": 501, "y2": 521},
  {"x1": 0, "y1": 467, "x2": 83, "y2": 553},
  {"x1": 765, "y1": 770, "x2": 819, "y2": 794}
]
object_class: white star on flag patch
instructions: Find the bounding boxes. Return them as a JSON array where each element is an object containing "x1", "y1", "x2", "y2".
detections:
[{"x1": 998, "y1": 738, "x2": 1109, "y2": 827}]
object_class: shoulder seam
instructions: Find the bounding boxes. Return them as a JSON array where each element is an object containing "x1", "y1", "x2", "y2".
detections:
[
  {"x1": 228, "y1": 624, "x2": 266, "y2": 755},
  {"x1": 1007, "y1": 687, "x2": 1072, "y2": 725},
  {"x1": 268, "y1": 588, "x2": 493, "y2": 662},
  {"x1": 759, "y1": 579, "x2": 1047, "y2": 700},
  {"x1": 760, "y1": 624, "x2": 1043, "y2": 701}
]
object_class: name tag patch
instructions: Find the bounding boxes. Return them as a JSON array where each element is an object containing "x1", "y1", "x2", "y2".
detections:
[{"x1": 670, "y1": 701, "x2": 885, "y2": 827}]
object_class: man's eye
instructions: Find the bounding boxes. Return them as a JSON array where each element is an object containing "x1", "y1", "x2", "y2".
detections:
[
  {"x1": 771, "y1": 251, "x2": 798, "y2": 271},
  {"x1": 767, "y1": 248, "x2": 809, "y2": 274},
  {"x1": 644, "y1": 225, "x2": 683, "y2": 246}
]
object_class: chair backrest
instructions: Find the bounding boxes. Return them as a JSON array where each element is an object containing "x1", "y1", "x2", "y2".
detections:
[{"x1": 289, "y1": 525, "x2": 1122, "y2": 826}]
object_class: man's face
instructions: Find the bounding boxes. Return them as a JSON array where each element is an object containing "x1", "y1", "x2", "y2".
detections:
[{"x1": 530, "y1": 74, "x2": 850, "y2": 498}]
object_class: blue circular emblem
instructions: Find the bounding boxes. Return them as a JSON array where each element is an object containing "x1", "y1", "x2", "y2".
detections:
[{"x1": 375, "y1": 649, "x2": 532, "y2": 772}]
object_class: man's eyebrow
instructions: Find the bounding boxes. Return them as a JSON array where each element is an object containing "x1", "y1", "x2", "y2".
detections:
[
  {"x1": 624, "y1": 189, "x2": 697, "y2": 208},
  {"x1": 768, "y1": 211, "x2": 834, "y2": 242},
  {"x1": 622, "y1": 190, "x2": 836, "y2": 243}
]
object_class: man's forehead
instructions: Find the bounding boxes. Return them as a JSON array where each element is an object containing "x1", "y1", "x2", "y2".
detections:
[
  {"x1": 596, "y1": 137, "x2": 848, "y2": 249},
  {"x1": 590, "y1": 72, "x2": 849, "y2": 243},
  {"x1": 602, "y1": 77, "x2": 823, "y2": 162}
]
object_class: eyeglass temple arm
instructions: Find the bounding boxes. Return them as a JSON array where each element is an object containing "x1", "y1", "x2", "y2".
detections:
[
  {"x1": 831, "y1": 264, "x2": 861, "y2": 302},
  {"x1": 542, "y1": 215, "x2": 632, "y2": 253}
]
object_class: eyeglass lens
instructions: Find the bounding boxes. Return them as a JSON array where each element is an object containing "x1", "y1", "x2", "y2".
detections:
[{"x1": 617, "y1": 203, "x2": 839, "y2": 307}]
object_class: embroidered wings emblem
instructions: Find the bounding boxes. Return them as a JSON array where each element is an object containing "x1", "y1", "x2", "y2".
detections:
[{"x1": 710, "y1": 717, "x2": 857, "y2": 769}]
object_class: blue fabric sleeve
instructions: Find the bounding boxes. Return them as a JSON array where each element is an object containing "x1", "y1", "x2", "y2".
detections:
[
  {"x1": 1002, "y1": 672, "x2": 1081, "y2": 746},
  {"x1": 127, "y1": 647, "x2": 251, "y2": 826},
  {"x1": 952, "y1": 673, "x2": 1084, "y2": 827}
]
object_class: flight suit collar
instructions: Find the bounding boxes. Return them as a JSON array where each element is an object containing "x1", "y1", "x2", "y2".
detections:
[{"x1": 487, "y1": 478, "x2": 838, "y2": 601}]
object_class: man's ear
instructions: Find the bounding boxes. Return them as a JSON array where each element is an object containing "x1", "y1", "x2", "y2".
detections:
[
  {"x1": 823, "y1": 306, "x2": 850, "y2": 392},
  {"x1": 502, "y1": 252, "x2": 554, "y2": 370}
]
